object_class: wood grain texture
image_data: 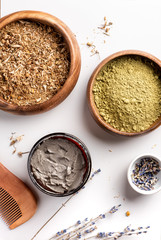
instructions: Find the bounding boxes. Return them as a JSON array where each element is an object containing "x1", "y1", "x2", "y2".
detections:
[
  {"x1": 0, "y1": 11, "x2": 81, "y2": 115},
  {"x1": 0, "y1": 162, "x2": 37, "y2": 229},
  {"x1": 87, "y1": 50, "x2": 161, "y2": 136}
]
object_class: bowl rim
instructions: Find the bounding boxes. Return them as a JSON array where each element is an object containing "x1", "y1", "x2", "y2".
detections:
[
  {"x1": 0, "y1": 10, "x2": 81, "y2": 114},
  {"x1": 87, "y1": 50, "x2": 161, "y2": 136},
  {"x1": 27, "y1": 132, "x2": 92, "y2": 197},
  {"x1": 127, "y1": 153, "x2": 161, "y2": 195}
]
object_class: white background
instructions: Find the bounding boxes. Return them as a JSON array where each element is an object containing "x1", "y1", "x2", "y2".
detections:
[{"x1": 1, "y1": 0, "x2": 161, "y2": 239}]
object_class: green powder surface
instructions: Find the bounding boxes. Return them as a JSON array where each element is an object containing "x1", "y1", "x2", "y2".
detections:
[{"x1": 93, "y1": 55, "x2": 161, "y2": 133}]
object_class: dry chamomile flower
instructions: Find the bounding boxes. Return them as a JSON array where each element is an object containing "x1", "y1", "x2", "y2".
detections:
[
  {"x1": 0, "y1": 20, "x2": 70, "y2": 106},
  {"x1": 18, "y1": 151, "x2": 29, "y2": 157},
  {"x1": 126, "y1": 211, "x2": 130, "y2": 217},
  {"x1": 86, "y1": 42, "x2": 93, "y2": 47}
]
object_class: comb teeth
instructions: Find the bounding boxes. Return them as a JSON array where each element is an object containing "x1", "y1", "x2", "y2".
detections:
[{"x1": 0, "y1": 187, "x2": 22, "y2": 227}]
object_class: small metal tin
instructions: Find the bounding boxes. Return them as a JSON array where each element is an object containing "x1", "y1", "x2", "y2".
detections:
[{"x1": 28, "y1": 132, "x2": 92, "y2": 197}]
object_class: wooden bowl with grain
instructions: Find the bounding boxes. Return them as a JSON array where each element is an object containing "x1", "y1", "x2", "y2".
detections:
[
  {"x1": 0, "y1": 11, "x2": 81, "y2": 115},
  {"x1": 87, "y1": 50, "x2": 161, "y2": 136}
]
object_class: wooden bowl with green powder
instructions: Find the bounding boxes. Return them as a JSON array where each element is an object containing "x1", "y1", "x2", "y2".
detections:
[{"x1": 87, "y1": 50, "x2": 161, "y2": 136}]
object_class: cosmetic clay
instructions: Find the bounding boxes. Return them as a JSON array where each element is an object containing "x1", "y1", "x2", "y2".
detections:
[{"x1": 30, "y1": 138, "x2": 86, "y2": 194}]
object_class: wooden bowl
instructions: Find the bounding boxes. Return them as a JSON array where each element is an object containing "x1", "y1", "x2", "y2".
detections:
[
  {"x1": 0, "y1": 11, "x2": 81, "y2": 115},
  {"x1": 87, "y1": 50, "x2": 161, "y2": 136}
]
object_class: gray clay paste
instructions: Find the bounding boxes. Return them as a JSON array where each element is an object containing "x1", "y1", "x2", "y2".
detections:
[{"x1": 30, "y1": 138, "x2": 86, "y2": 193}]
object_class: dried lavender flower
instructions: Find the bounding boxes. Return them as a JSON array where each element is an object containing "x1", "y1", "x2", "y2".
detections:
[
  {"x1": 87, "y1": 225, "x2": 150, "y2": 239},
  {"x1": 131, "y1": 157, "x2": 161, "y2": 191}
]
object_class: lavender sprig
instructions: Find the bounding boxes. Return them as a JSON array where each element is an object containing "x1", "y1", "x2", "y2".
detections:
[
  {"x1": 31, "y1": 169, "x2": 101, "y2": 240},
  {"x1": 85, "y1": 225, "x2": 150, "y2": 239},
  {"x1": 90, "y1": 169, "x2": 101, "y2": 180},
  {"x1": 49, "y1": 204, "x2": 121, "y2": 240}
]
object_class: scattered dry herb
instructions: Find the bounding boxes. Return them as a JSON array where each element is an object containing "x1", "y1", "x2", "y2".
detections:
[
  {"x1": 12, "y1": 148, "x2": 16, "y2": 154},
  {"x1": 9, "y1": 133, "x2": 24, "y2": 154},
  {"x1": 113, "y1": 193, "x2": 120, "y2": 198},
  {"x1": 85, "y1": 17, "x2": 113, "y2": 57},
  {"x1": 98, "y1": 16, "x2": 113, "y2": 36},
  {"x1": 86, "y1": 42, "x2": 99, "y2": 56},
  {"x1": 152, "y1": 144, "x2": 157, "y2": 149},
  {"x1": 10, "y1": 139, "x2": 17, "y2": 146},
  {"x1": 0, "y1": 20, "x2": 70, "y2": 105}
]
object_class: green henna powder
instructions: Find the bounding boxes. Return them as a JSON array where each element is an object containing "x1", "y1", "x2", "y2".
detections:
[{"x1": 93, "y1": 55, "x2": 161, "y2": 133}]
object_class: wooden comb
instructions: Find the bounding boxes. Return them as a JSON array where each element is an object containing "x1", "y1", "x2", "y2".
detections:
[{"x1": 0, "y1": 162, "x2": 37, "y2": 229}]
